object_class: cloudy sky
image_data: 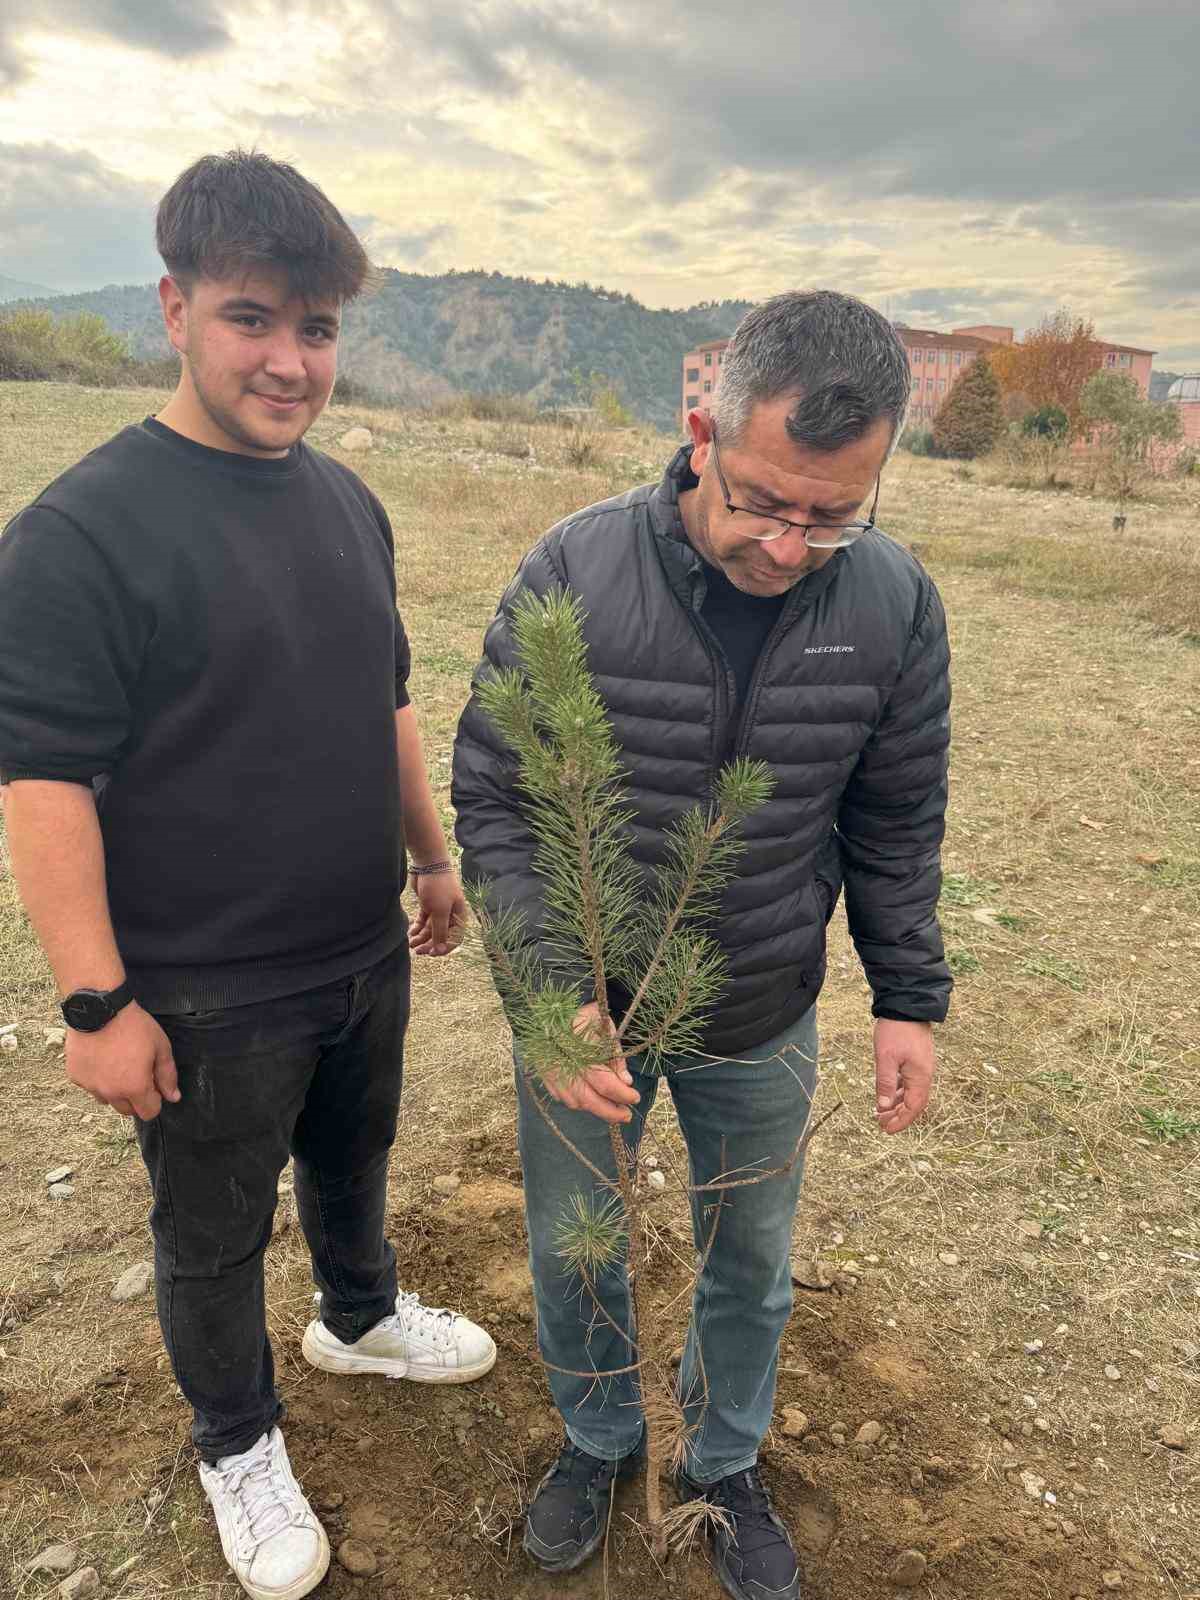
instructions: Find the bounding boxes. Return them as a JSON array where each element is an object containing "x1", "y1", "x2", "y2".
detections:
[{"x1": 1, "y1": 1, "x2": 1196, "y2": 364}]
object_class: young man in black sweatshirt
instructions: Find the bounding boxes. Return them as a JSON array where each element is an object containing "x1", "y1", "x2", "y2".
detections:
[{"x1": 0, "y1": 152, "x2": 494, "y2": 1600}]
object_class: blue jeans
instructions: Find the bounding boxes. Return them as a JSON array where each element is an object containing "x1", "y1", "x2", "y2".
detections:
[
  {"x1": 137, "y1": 943, "x2": 409, "y2": 1462},
  {"x1": 516, "y1": 1007, "x2": 817, "y2": 1483}
]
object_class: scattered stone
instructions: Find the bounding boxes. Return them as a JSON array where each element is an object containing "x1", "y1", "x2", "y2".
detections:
[
  {"x1": 914, "y1": 1159, "x2": 932, "y2": 1174},
  {"x1": 48, "y1": 1182, "x2": 75, "y2": 1199},
  {"x1": 338, "y1": 427, "x2": 374, "y2": 452},
  {"x1": 1156, "y1": 1424, "x2": 1189, "y2": 1451},
  {"x1": 1019, "y1": 1470, "x2": 1046, "y2": 1499},
  {"x1": 111, "y1": 1262, "x2": 154, "y2": 1302},
  {"x1": 108, "y1": 1554, "x2": 142, "y2": 1581},
  {"x1": 431, "y1": 1174, "x2": 461, "y2": 1196},
  {"x1": 781, "y1": 1407, "x2": 808, "y2": 1438},
  {"x1": 336, "y1": 1538, "x2": 378, "y2": 1576},
  {"x1": 937, "y1": 1251, "x2": 959, "y2": 1266},
  {"x1": 1104, "y1": 1365, "x2": 1121, "y2": 1382},
  {"x1": 670, "y1": 1346, "x2": 684, "y2": 1367},
  {"x1": 26, "y1": 1545, "x2": 78, "y2": 1575},
  {"x1": 1101, "y1": 1571, "x2": 1124, "y2": 1591},
  {"x1": 44, "y1": 1027, "x2": 67, "y2": 1046},
  {"x1": 1059, "y1": 1519, "x2": 1078, "y2": 1538},
  {"x1": 854, "y1": 1421, "x2": 884, "y2": 1447},
  {"x1": 646, "y1": 1169, "x2": 666, "y2": 1190},
  {"x1": 1018, "y1": 1220, "x2": 1043, "y2": 1240},
  {"x1": 889, "y1": 1549, "x2": 927, "y2": 1588},
  {"x1": 1023, "y1": 1339, "x2": 1044, "y2": 1355},
  {"x1": 0, "y1": 1033, "x2": 16, "y2": 1052},
  {"x1": 909, "y1": 1468, "x2": 924, "y2": 1491},
  {"x1": 59, "y1": 1569, "x2": 101, "y2": 1600},
  {"x1": 45, "y1": 1166, "x2": 74, "y2": 1185}
]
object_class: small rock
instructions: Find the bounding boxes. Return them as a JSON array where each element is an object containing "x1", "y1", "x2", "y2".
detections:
[
  {"x1": 1156, "y1": 1424, "x2": 1188, "y2": 1451},
  {"x1": 909, "y1": 1468, "x2": 924, "y2": 1491},
  {"x1": 1059, "y1": 1519, "x2": 1077, "y2": 1537},
  {"x1": 431, "y1": 1174, "x2": 461, "y2": 1196},
  {"x1": 1018, "y1": 1220, "x2": 1043, "y2": 1239},
  {"x1": 670, "y1": 1346, "x2": 684, "y2": 1367},
  {"x1": 890, "y1": 1548, "x2": 927, "y2": 1588},
  {"x1": 1019, "y1": 1470, "x2": 1046, "y2": 1499},
  {"x1": 1023, "y1": 1339, "x2": 1044, "y2": 1355},
  {"x1": 854, "y1": 1420, "x2": 884, "y2": 1446},
  {"x1": 338, "y1": 427, "x2": 374, "y2": 452},
  {"x1": 45, "y1": 1166, "x2": 74, "y2": 1185},
  {"x1": 646, "y1": 1169, "x2": 666, "y2": 1190},
  {"x1": 49, "y1": 1182, "x2": 75, "y2": 1199},
  {"x1": 1104, "y1": 1365, "x2": 1121, "y2": 1382},
  {"x1": 938, "y1": 1251, "x2": 959, "y2": 1266},
  {"x1": 336, "y1": 1538, "x2": 378, "y2": 1576},
  {"x1": 314, "y1": 1490, "x2": 345, "y2": 1511},
  {"x1": 111, "y1": 1262, "x2": 154, "y2": 1302},
  {"x1": 914, "y1": 1159, "x2": 932, "y2": 1174},
  {"x1": 44, "y1": 1027, "x2": 67, "y2": 1046},
  {"x1": 26, "y1": 1545, "x2": 78, "y2": 1575},
  {"x1": 1101, "y1": 1571, "x2": 1124, "y2": 1591},
  {"x1": 59, "y1": 1570, "x2": 101, "y2": 1600},
  {"x1": 781, "y1": 1407, "x2": 808, "y2": 1438}
]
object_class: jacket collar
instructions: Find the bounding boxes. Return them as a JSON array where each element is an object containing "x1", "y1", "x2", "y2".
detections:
[{"x1": 648, "y1": 443, "x2": 844, "y2": 618}]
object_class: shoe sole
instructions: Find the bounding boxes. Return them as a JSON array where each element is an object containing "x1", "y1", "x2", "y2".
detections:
[
  {"x1": 226, "y1": 1523, "x2": 330, "y2": 1600},
  {"x1": 301, "y1": 1324, "x2": 497, "y2": 1384}
]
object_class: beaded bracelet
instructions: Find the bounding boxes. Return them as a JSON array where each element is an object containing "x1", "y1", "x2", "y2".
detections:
[{"x1": 410, "y1": 859, "x2": 453, "y2": 877}]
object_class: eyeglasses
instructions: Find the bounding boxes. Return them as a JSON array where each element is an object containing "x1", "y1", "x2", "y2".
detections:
[{"x1": 708, "y1": 423, "x2": 881, "y2": 548}]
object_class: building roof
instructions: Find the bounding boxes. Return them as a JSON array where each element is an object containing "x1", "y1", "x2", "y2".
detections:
[
  {"x1": 1167, "y1": 374, "x2": 1200, "y2": 402},
  {"x1": 1098, "y1": 341, "x2": 1156, "y2": 356},
  {"x1": 895, "y1": 327, "x2": 998, "y2": 352}
]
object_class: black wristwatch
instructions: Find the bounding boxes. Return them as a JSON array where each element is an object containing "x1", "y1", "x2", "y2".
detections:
[{"x1": 61, "y1": 980, "x2": 135, "y2": 1033}]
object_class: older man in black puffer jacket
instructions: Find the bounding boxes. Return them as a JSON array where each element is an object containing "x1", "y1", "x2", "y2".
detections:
[{"x1": 453, "y1": 290, "x2": 951, "y2": 1600}]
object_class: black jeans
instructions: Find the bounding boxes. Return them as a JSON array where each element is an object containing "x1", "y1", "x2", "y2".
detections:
[{"x1": 136, "y1": 942, "x2": 410, "y2": 1462}]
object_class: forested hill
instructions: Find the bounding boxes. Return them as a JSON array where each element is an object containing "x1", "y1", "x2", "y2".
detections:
[
  {"x1": 14, "y1": 270, "x2": 753, "y2": 431},
  {"x1": 0, "y1": 271, "x2": 57, "y2": 303}
]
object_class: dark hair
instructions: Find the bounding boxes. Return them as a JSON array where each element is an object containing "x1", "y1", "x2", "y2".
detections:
[
  {"x1": 156, "y1": 149, "x2": 376, "y2": 303},
  {"x1": 714, "y1": 290, "x2": 911, "y2": 453}
]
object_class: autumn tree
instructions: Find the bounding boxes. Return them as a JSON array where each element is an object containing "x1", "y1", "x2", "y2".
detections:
[
  {"x1": 990, "y1": 310, "x2": 1101, "y2": 435},
  {"x1": 932, "y1": 352, "x2": 1004, "y2": 458}
]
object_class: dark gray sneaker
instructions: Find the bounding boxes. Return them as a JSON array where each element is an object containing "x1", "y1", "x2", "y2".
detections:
[
  {"x1": 523, "y1": 1436, "x2": 643, "y2": 1572},
  {"x1": 676, "y1": 1466, "x2": 801, "y2": 1600}
]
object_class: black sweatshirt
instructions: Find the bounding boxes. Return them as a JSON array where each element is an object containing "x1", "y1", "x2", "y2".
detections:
[{"x1": 0, "y1": 418, "x2": 411, "y2": 1013}]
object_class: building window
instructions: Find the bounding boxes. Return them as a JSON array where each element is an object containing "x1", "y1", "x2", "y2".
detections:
[
  {"x1": 1105, "y1": 352, "x2": 1117, "y2": 367},
  {"x1": 717, "y1": 353, "x2": 724, "y2": 364},
  {"x1": 703, "y1": 380, "x2": 712, "y2": 393},
  {"x1": 1119, "y1": 352, "x2": 1131, "y2": 367},
  {"x1": 954, "y1": 350, "x2": 963, "y2": 366},
  {"x1": 939, "y1": 350, "x2": 949, "y2": 365},
  {"x1": 686, "y1": 394, "x2": 700, "y2": 409},
  {"x1": 686, "y1": 367, "x2": 700, "y2": 382},
  {"x1": 938, "y1": 378, "x2": 947, "y2": 393},
  {"x1": 925, "y1": 377, "x2": 935, "y2": 393},
  {"x1": 705, "y1": 352, "x2": 713, "y2": 366},
  {"x1": 927, "y1": 350, "x2": 937, "y2": 363}
]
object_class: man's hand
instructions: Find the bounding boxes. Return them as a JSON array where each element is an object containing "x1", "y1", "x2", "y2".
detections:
[
  {"x1": 542, "y1": 1001, "x2": 641, "y2": 1125},
  {"x1": 874, "y1": 1018, "x2": 936, "y2": 1134},
  {"x1": 65, "y1": 1002, "x2": 181, "y2": 1121},
  {"x1": 408, "y1": 870, "x2": 468, "y2": 957}
]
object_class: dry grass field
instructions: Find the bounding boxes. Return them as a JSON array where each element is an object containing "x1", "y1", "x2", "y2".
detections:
[{"x1": 1, "y1": 380, "x2": 1198, "y2": 1600}]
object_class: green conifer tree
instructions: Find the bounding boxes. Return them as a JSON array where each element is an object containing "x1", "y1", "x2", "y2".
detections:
[{"x1": 932, "y1": 352, "x2": 1004, "y2": 459}]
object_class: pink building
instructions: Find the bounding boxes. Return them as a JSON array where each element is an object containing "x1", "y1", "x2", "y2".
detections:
[
  {"x1": 681, "y1": 321, "x2": 1156, "y2": 431},
  {"x1": 1166, "y1": 374, "x2": 1200, "y2": 447}
]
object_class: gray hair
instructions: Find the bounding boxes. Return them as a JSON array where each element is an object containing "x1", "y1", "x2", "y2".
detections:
[{"x1": 713, "y1": 290, "x2": 912, "y2": 454}]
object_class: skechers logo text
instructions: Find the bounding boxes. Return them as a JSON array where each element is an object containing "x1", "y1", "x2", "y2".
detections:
[{"x1": 804, "y1": 644, "x2": 855, "y2": 654}]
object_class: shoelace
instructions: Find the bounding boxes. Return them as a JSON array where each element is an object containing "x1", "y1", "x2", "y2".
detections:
[
  {"x1": 548, "y1": 1442, "x2": 613, "y2": 1490},
  {"x1": 383, "y1": 1289, "x2": 457, "y2": 1349},
  {"x1": 214, "y1": 1440, "x2": 303, "y2": 1558},
  {"x1": 708, "y1": 1469, "x2": 784, "y2": 1556}
]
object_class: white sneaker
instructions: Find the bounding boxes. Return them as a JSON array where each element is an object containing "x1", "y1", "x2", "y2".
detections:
[
  {"x1": 302, "y1": 1289, "x2": 497, "y2": 1383},
  {"x1": 198, "y1": 1427, "x2": 329, "y2": 1600}
]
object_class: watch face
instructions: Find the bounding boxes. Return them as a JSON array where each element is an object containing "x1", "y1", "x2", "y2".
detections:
[{"x1": 62, "y1": 990, "x2": 115, "y2": 1032}]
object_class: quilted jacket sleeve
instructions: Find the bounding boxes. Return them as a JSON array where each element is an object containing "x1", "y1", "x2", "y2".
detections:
[
  {"x1": 451, "y1": 538, "x2": 595, "y2": 1001},
  {"x1": 837, "y1": 577, "x2": 952, "y2": 1022}
]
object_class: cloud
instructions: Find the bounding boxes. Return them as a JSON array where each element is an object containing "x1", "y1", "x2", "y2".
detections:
[
  {"x1": 368, "y1": 223, "x2": 456, "y2": 264},
  {"x1": 1, "y1": 0, "x2": 229, "y2": 85},
  {"x1": 0, "y1": 143, "x2": 161, "y2": 288},
  {"x1": 635, "y1": 228, "x2": 682, "y2": 255}
]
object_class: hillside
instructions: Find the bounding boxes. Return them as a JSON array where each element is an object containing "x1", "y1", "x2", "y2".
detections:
[
  {"x1": 0, "y1": 272, "x2": 57, "y2": 303},
  {"x1": 12, "y1": 271, "x2": 752, "y2": 430}
]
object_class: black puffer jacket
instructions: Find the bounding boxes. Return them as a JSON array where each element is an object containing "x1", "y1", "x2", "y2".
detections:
[{"x1": 453, "y1": 447, "x2": 952, "y2": 1056}]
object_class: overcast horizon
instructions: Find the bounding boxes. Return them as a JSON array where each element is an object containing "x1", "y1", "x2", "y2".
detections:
[{"x1": 1, "y1": 2, "x2": 1196, "y2": 366}]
